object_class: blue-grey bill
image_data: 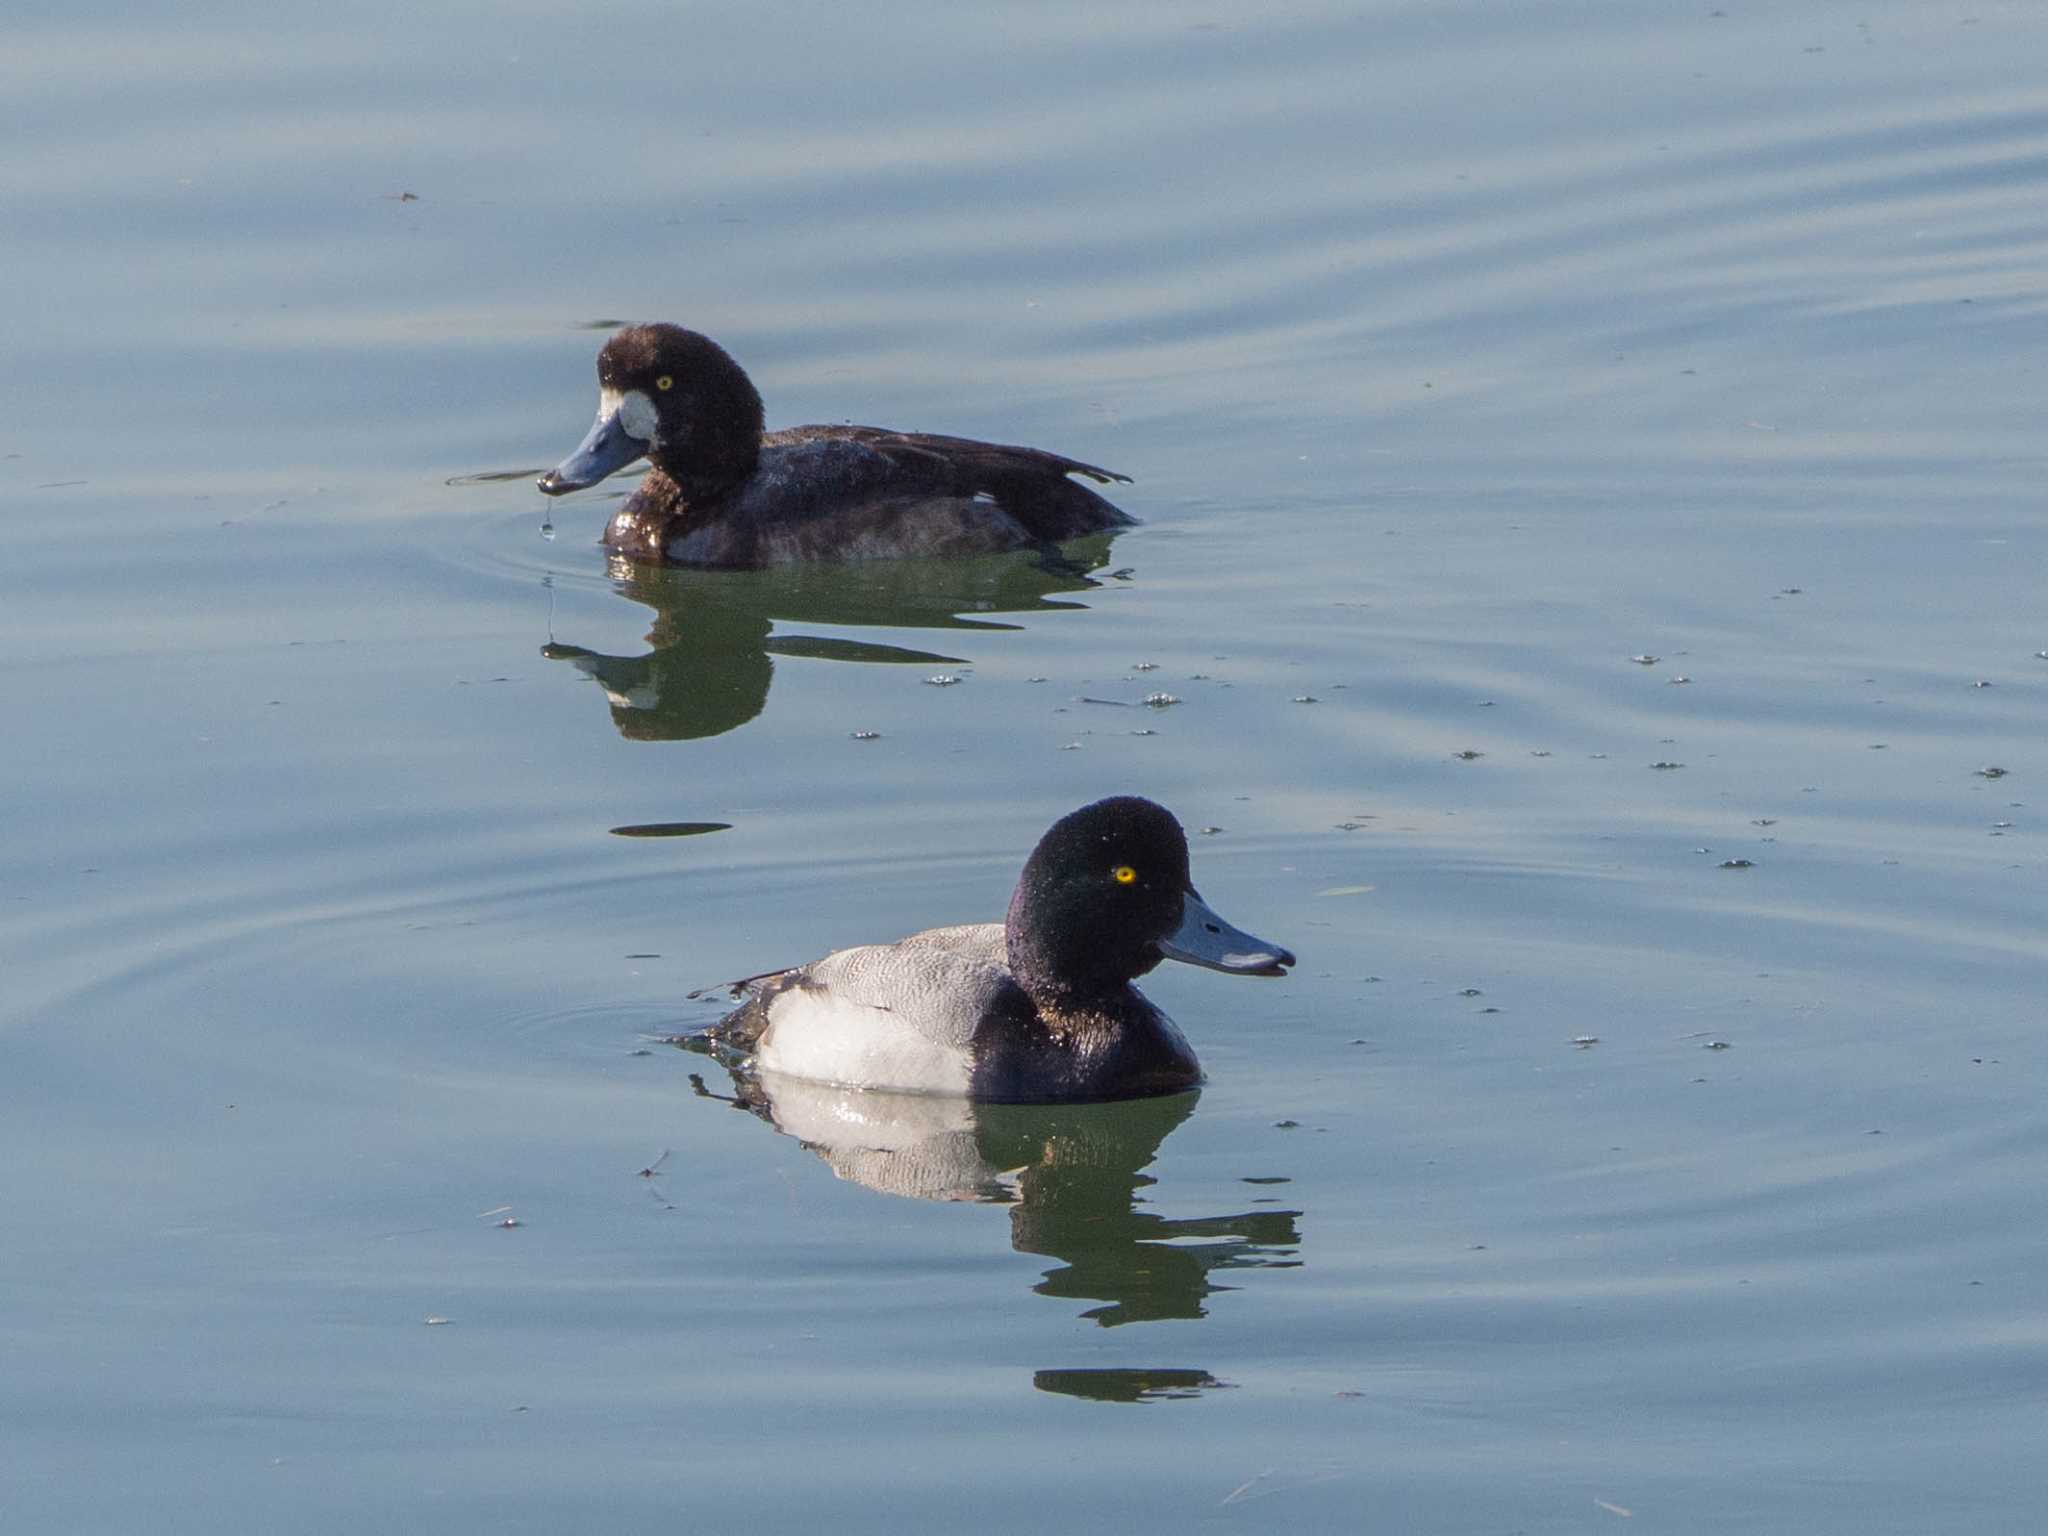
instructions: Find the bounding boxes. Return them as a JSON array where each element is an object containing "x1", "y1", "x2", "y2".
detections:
[
  {"x1": 537, "y1": 406, "x2": 648, "y2": 495},
  {"x1": 1157, "y1": 888, "x2": 1295, "y2": 976}
]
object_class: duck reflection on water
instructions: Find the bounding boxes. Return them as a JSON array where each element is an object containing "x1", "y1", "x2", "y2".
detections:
[
  {"x1": 544, "y1": 538, "x2": 1125, "y2": 743},
  {"x1": 679, "y1": 1049, "x2": 1303, "y2": 1330}
]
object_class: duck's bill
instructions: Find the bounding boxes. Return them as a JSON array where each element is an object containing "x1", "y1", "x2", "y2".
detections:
[
  {"x1": 537, "y1": 403, "x2": 648, "y2": 496},
  {"x1": 1158, "y1": 888, "x2": 1296, "y2": 977}
]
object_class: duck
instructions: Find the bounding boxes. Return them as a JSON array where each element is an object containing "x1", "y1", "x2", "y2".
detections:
[
  {"x1": 700, "y1": 796, "x2": 1294, "y2": 1103},
  {"x1": 537, "y1": 324, "x2": 1134, "y2": 566}
]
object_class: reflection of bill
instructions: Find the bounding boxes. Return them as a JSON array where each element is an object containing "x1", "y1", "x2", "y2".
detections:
[
  {"x1": 681, "y1": 1060, "x2": 1303, "y2": 1335},
  {"x1": 543, "y1": 540, "x2": 1123, "y2": 743}
]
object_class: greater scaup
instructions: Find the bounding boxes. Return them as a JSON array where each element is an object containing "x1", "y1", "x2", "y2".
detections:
[
  {"x1": 702, "y1": 796, "x2": 1294, "y2": 1103},
  {"x1": 537, "y1": 324, "x2": 1134, "y2": 566}
]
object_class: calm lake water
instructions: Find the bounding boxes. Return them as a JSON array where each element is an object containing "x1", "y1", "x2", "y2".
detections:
[{"x1": 5, "y1": 1, "x2": 2046, "y2": 1529}]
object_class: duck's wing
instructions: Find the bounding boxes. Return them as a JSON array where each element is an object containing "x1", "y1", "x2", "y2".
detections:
[
  {"x1": 783, "y1": 426, "x2": 1129, "y2": 486},
  {"x1": 762, "y1": 426, "x2": 1136, "y2": 542}
]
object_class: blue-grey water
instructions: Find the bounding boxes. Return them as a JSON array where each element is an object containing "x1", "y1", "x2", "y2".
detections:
[{"x1": 5, "y1": 2, "x2": 2046, "y2": 1530}]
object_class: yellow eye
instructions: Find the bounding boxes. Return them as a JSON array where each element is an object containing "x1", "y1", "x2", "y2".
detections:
[
  {"x1": 1112, "y1": 865, "x2": 1137, "y2": 885},
  {"x1": 655, "y1": 374, "x2": 674, "y2": 391}
]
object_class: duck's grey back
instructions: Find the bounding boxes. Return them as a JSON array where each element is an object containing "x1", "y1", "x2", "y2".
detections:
[{"x1": 794, "y1": 922, "x2": 1013, "y2": 1051}]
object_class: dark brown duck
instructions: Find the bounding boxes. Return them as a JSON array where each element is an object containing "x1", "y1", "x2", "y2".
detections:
[{"x1": 538, "y1": 324, "x2": 1133, "y2": 566}]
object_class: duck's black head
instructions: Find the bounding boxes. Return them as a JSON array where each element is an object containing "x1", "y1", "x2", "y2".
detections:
[
  {"x1": 1004, "y1": 795, "x2": 1295, "y2": 1008},
  {"x1": 538, "y1": 324, "x2": 766, "y2": 506}
]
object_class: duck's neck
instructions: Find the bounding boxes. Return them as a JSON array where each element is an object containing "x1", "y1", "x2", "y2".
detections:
[{"x1": 1006, "y1": 911, "x2": 1148, "y2": 1014}]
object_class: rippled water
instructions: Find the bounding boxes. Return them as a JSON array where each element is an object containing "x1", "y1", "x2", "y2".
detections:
[{"x1": 5, "y1": 1, "x2": 2047, "y2": 1530}]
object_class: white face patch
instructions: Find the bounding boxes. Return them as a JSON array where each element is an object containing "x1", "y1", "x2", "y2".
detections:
[{"x1": 604, "y1": 386, "x2": 660, "y2": 445}]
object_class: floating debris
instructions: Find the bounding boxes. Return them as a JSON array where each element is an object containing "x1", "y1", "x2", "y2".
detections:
[
  {"x1": 1630, "y1": 654, "x2": 1660, "y2": 665},
  {"x1": 1719, "y1": 858, "x2": 1755, "y2": 869},
  {"x1": 924, "y1": 674, "x2": 962, "y2": 687},
  {"x1": 1703, "y1": 1040, "x2": 1732, "y2": 1050},
  {"x1": 608, "y1": 822, "x2": 731, "y2": 839},
  {"x1": 1978, "y1": 766, "x2": 2010, "y2": 779},
  {"x1": 1668, "y1": 676, "x2": 1692, "y2": 685},
  {"x1": 424, "y1": 1316, "x2": 453, "y2": 1327},
  {"x1": 850, "y1": 729, "x2": 880, "y2": 741},
  {"x1": 1972, "y1": 680, "x2": 1994, "y2": 689},
  {"x1": 1572, "y1": 1036, "x2": 1599, "y2": 1048},
  {"x1": 1752, "y1": 818, "x2": 1777, "y2": 826},
  {"x1": 1293, "y1": 695, "x2": 1318, "y2": 704},
  {"x1": 1649, "y1": 761, "x2": 1684, "y2": 771},
  {"x1": 1143, "y1": 692, "x2": 1181, "y2": 708},
  {"x1": 1132, "y1": 661, "x2": 1159, "y2": 672},
  {"x1": 1454, "y1": 749, "x2": 1484, "y2": 760},
  {"x1": 1198, "y1": 826, "x2": 1223, "y2": 836}
]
